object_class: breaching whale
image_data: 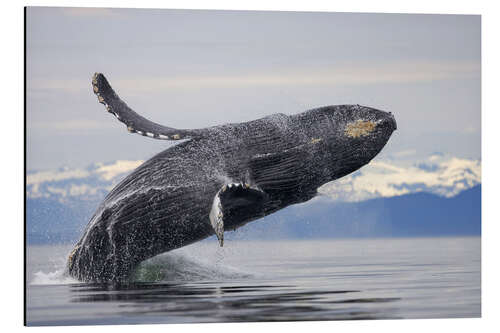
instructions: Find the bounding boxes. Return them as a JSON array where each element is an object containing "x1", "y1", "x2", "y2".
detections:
[{"x1": 67, "y1": 73, "x2": 397, "y2": 282}]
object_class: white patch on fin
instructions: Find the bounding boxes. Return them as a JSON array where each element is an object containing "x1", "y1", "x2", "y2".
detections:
[
  {"x1": 209, "y1": 192, "x2": 224, "y2": 247},
  {"x1": 208, "y1": 182, "x2": 266, "y2": 247}
]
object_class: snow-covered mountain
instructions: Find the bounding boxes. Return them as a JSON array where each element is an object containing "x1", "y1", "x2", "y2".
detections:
[
  {"x1": 27, "y1": 160, "x2": 144, "y2": 202},
  {"x1": 318, "y1": 153, "x2": 481, "y2": 202},
  {"x1": 25, "y1": 154, "x2": 481, "y2": 244},
  {"x1": 26, "y1": 153, "x2": 481, "y2": 203}
]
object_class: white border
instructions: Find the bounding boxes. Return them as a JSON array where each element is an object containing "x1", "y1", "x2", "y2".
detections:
[{"x1": 2, "y1": 0, "x2": 499, "y2": 332}]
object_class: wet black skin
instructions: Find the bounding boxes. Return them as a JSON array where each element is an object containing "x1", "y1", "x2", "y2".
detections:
[{"x1": 67, "y1": 74, "x2": 397, "y2": 282}]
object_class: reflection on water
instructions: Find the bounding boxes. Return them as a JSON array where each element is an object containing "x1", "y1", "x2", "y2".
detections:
[
  {"x1": 26, "y1": 238, "x2": 481, "y2": 326},
  {"x1": 68, "y1": 282, "x2": 399, "y2": 322}
]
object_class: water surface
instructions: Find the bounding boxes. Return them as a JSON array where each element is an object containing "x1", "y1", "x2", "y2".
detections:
[{"x1": 26, "y1": 237, "x2": 481, "y2": 326}]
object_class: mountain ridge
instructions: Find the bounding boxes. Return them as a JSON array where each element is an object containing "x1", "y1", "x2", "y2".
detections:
[
  {"x1": 26, "y1": 154, "x2": 481, "y2": 244},
  {"x1": 27, "y1": 154, "x2": 481, "y2": 203}
]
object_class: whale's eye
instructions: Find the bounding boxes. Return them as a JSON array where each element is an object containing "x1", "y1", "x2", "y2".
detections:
[{"x1": 345, "y1": 120, "x2": 376, "y2": 138}]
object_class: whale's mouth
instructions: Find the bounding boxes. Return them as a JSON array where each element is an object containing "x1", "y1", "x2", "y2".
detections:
[{"x1": 387, "y1": 112, "x2": 397, "y2": 131}]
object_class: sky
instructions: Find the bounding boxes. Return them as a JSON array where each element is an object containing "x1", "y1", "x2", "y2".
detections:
[{"x1": 26, "y1": 7, "x2": 481, "y2": 170}]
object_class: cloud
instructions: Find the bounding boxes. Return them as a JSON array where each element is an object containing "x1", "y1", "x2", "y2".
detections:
[
  {"x1": 27, "y1": 160, "x2": 143, "y2": 185},
  {"x1": 29, "y1": 120, "x2": 116, "y2": 131},
  {"x1": 27, "y1": 168, "x2": 90, "y2": 186},
  {"x1": 392, "y1": 149, "x2": 417, "y2": 158},
  {"x1": 463, "y1": 126, "x2": 479, "y2": 134},
  {"x1": 95, "y1": 160, "x2": 144, "y2": 181},
  {"x1": 28, "y1": 60, "x2": 479, "y2": 95},
  {"x1": 28, "y1": 78, "x2": 88, "y2": 94},
  {"x1": 123, "y1": 60, "x2": 478, "y2": 91},
  {"x1": 68, "y1": 184, "x2": 99, "y2": 197},
  {"x1": 59, "y1": 7, "x2": 118, "y2": 17},
  {"x1": 26, "y1": 160, "x2": 144, "y2": 201}
]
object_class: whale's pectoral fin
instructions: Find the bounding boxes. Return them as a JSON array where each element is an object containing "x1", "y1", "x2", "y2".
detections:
[
  {"x1": 91, "y1": 73, "x2": 202, "y2": 140},
  {"x1": 209, "y1": 183, "x2": 268, "y2": 247},
  {"x1": 249, "y1": 147, "x2": 310, "y2": 194}
]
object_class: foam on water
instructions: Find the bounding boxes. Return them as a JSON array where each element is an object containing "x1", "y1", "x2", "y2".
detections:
[{"x1": 31, "y1": 269, "x2": 79, "y2": 285}]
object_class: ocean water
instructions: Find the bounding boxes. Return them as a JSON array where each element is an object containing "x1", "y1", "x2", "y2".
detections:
[{"x1": 26, "y1": 237, "x2": 480, "y2": 326}]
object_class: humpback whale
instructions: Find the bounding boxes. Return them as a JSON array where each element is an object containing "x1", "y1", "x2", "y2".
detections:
[{"x1": 67, "y1": 73, "x2": 397, "y2": 282}]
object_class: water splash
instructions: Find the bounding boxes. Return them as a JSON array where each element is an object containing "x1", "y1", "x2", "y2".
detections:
[
  {"x1": 30, "y1": 244, "x2": 252, "y2": 285},
  {"x1": 131, "y1": 250, "x2": 251, "y2": 283},
  {"x1": 31, "y1": 269, "x2": 79, "y2": 285}
]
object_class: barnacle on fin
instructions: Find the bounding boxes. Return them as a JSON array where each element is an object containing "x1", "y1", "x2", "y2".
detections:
[{"x1": 91, "y1": 73, "x2": 203, "y2": 141}]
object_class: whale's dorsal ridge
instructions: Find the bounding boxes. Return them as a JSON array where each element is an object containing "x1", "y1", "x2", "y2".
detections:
[{"x1": 92, "y1": 73, "x2": 204, "y2": 141}]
